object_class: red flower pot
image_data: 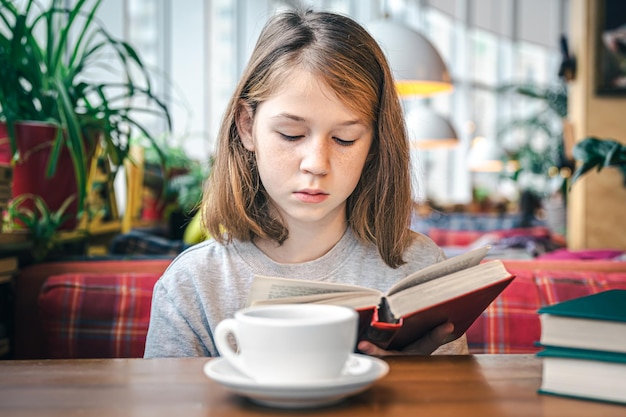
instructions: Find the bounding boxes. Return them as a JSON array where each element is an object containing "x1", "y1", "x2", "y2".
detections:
[{"x1": 1, "y1": 122, "x2": 80, "y2": 230}]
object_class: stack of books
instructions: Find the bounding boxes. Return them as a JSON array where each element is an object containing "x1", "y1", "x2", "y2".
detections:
[
  {"x1": 0, "y1": 164, "x2": 12, "y2": 221},
  {"x1": 0, "y1": 256, "x2": 19, "y2": 359},
  {"x1": 536, "y1": 289, "x2": 626, "y2": 405}
]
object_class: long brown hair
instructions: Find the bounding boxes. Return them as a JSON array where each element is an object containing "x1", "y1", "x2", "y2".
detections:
[{"x1": 202, "y1": 9, "x2": 414, "y2": 268}]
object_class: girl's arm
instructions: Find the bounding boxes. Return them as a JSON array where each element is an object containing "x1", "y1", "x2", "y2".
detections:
[{"x1": 144, "y1": 281, "x2": 211, "y2": 358}]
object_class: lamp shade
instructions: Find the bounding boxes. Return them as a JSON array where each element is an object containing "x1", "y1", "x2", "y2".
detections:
[
  {"x1": 406, "y1": 106, "x2": 458, "y2": 149},
  {"x1": 367, "y1": 19, "x2": 453, "y2": 97}
]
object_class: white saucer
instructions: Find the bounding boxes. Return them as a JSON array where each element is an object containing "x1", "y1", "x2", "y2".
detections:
[{"x1": 203, "y1": 353, "x2": 389, "y2": 409}]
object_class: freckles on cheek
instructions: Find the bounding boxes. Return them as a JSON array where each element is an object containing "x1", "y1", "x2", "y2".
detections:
[
  {"x1": 256, "y1": 144, "x2": 290, "y2": 168},
  {"x1": 254, "y1": 146, "x2": 292, "y2": 185},
  {"x1": 339, "y1": 152, "x2": 368, "y2": 176}
]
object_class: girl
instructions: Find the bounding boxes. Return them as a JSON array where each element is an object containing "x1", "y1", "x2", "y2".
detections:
[{"x1": 144, "y1": 9, "x2": 468, "y2": 358}]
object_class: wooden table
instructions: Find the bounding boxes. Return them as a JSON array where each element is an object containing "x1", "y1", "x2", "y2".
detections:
[{"x1": 0, "y1": 354, "x2": 624, "y2": 416}]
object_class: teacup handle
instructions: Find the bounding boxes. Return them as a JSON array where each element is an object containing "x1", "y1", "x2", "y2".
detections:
[{"x1": 214, "y1": 318, "x2": 250, "y2": 378}]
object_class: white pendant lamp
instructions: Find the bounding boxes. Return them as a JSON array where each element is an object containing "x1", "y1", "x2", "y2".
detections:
[
  {"x1": 406, "y1": 106, "x2": 458, "y2": 149},
  {"x1": 367, "y1": 19, "x2": 453, "y2": 97}
]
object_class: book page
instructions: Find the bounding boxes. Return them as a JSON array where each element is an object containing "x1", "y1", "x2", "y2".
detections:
[
  {"x1": 246, "y1": 275, "x2": 381, "y2": 307},
  {"x1": 386, "y1": 245, "x2": 490, "y2": 296},
  {"x1": 386, "y1": 260, "x2": 510, "y2": 317},
  {"x1": 248, "y1": 291, "x2": 382, "y2": 309}
]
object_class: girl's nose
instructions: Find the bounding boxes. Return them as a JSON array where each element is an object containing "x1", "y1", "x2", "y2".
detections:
[{"x1": 300, "y1": 136, "x2": 330, "y2": 176}]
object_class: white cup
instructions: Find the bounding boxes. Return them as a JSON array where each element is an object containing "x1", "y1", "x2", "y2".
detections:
[{"x1": 214, "y1": 304, "x2": 359, "y2": 384}]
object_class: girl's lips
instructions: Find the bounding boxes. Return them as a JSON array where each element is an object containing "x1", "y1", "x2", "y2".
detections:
[{"x1": 294, "y1": 191, "x2": 329, "y2": 203}]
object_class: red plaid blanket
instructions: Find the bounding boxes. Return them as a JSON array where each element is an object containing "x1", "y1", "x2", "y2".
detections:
[
  {"x1": 36, "y1": 263, "x2": 626, "y2": 358},
  {"x1": 466, "y1": 269, "x2": 626, "y2": 353},
  {"x1": 38, "y1": 273, "x2": 160, "y2": 359}
]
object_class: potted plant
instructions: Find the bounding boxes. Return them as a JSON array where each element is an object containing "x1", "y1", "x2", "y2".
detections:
[
  {"x1": 4, "y1": 194, "x2": 80, "y2": 262},
  {"x1": 496, "y1": 82, "x2": 573, "y2": 197},
  {"x1": 127, "y1": 133, "x2": 211, "y2": 239},
  {"x1": 570, "y1": 137, "x2": 626, "y2": 186},
  {"x1": 173, "y1": 153, "x2": 212, "y2": 246},
  {"x1": 169, "y1": 158, "x2": 211, "y2": 215},
  {"x1": 0, "y1": 0, "x2": 171, "y2": 229},
  {"x1": 495, "y1": 82, "x2": 575, "y2": 234}
]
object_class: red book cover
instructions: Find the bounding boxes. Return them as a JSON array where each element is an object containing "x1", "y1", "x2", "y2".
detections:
[
  {"x1": 248, "y1": 248, "x2": 514, "y2": 352},
  {"x1": 360, "y1": 275, "x2": 515, "y2": 350}
]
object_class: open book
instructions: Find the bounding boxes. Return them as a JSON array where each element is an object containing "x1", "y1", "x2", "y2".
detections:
[{"x1": 246, "y1": 246, "x2": 515, "y2": 350}]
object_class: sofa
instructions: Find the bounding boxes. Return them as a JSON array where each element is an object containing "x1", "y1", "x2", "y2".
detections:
[
  {"x1": 13, "y1": 258, "x2": 173, "y2": 359},
  {"x1": 466, "y1": 259, "x2": 626, "y2": 353},
  {"x1": 12, "y1": 257, "x2": 626, "y2": 359}
]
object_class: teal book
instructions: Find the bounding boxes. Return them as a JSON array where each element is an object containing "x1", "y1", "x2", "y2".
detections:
[
  {"x1": 537, "y1": 345, "x2": 626, "y2": 405},
  {"x1": 537, "y1": 289, "x2": 626, "y2": 354}
]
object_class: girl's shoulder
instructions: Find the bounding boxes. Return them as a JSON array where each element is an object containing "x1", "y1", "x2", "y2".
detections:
[
  {"x1": 158, "y1": 238, "x2": 236, "y2": 282},
  {"x1": 167, "y1": 237, "x2": 221, "y2": 265},
  {"x1": 407, "y1": 230, "x2": 442, "y2": 250},
  {"x1": 401, "y1": 230, "x2": 446, "y2": 266}
]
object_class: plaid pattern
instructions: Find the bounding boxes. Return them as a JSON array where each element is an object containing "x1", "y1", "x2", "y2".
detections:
[
  {"x1": 467, "y1": 266, "x2": 626, "y2": 354},
  {"x1": 38, "y1": 273, "x2": 161, "y2": 359},
  {"x1": 35, "y1": 262, "x2": 626, "y2": 358}
]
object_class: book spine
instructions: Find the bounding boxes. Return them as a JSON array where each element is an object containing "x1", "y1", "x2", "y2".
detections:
[
  {"x1": 537, "y1": 345, "x2": 626, "y2": 363},
  {"x1": 0, "y1": 188, "x2": 12, "y2": 200},
  {"x1": 0, "y1": 275, "x2": 13, "y2": 359},
  {"x1": 0, "y1": 165, "x2": 12, "y2": 183},
  {"x1": 361, "y1": 307, "x2": 403, "y2": 349}
]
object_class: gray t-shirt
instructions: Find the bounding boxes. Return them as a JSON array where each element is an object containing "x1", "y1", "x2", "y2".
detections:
[{"x1": 144, "y1": 228, "x2": 448, "y2": 358}]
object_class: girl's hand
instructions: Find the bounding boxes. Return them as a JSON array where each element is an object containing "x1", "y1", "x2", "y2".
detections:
[{"x1": 357, "y1": 321, "x2": 455, "y2": 356}]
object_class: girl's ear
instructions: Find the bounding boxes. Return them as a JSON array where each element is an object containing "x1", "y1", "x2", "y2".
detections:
[{"x1": 236, "y1": 102, "x2": 255, "y2": 151}]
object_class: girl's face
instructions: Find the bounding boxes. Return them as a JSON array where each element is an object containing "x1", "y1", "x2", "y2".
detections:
[{"x1": 239, "y1": 68, "x2": 373, "y2": 231}]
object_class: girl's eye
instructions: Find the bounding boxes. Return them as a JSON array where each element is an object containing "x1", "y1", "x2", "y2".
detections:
[
  {"x1": 334, "y1": 137, "x2": 356, "y2": 146},
  {"x1": 278, "y1": 132, "x2": 356, "y2": 146},
  {"x1": 279, "y1": 133, "x2": 303, "y2": 141}
]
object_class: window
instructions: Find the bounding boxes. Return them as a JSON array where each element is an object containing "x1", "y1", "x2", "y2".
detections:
[{"x1": 103, "y1": 0, "x2": 568, "y2": 207}]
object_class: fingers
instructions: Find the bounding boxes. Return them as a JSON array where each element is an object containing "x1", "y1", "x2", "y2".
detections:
[
  {"x1": 402, "y1": 321, "x2": 455, "y2": 355},
  {"x1": 357, "y1": 321, "x2": 455, "y2": 356},
  {"x1": 430, "y1": 321, "x2": 455, "y2": 345},
  {"x1": 357, "y1": 340, "x2": 397, "y2": 356}
]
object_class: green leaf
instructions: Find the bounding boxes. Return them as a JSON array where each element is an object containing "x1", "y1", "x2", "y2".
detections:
[
  {"x1": 0, "y1": 0, "x2": 172, "y2": 216},
  {"x1": 570, "y1": 137, "x2": 626, "y2": 186}
]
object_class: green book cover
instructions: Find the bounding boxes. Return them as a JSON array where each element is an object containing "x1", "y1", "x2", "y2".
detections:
[
  {"x1": 536, "y1": 345, "x2": 626, "y2": 364},
  {"x1": 537, "y1": 289, "x2": 626, "y2": 322}
]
